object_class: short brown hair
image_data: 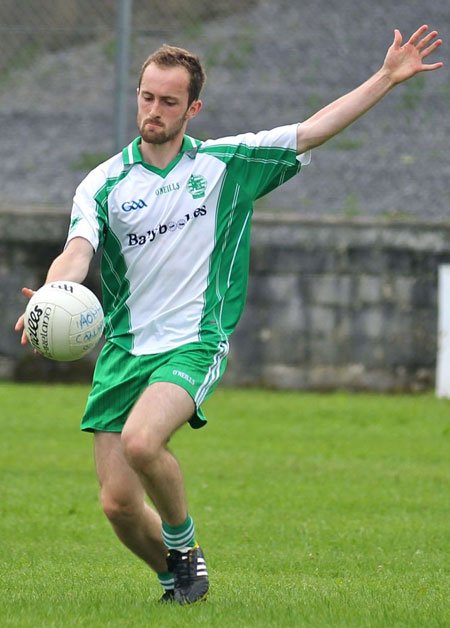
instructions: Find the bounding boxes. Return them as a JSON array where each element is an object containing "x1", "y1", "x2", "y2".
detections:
[{"x1": 138, "y1": 45, "x2": 206, "y2": 104}]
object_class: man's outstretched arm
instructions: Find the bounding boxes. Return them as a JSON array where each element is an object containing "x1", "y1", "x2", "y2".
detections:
[
  {"x1": 297, "y1": 25, "x2": 443, "y2": 154},
  {"x1": 14, "y1": 236, "x2": 94, "y2": 346}
]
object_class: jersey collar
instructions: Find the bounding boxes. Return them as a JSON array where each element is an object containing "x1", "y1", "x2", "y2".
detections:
[{"x1": 122, "y1": 135, "x2": 200, "y2": 169}]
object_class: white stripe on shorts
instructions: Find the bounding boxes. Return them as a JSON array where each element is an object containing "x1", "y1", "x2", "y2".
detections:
[{"x1": 195, "y1": 340, "x2": 229, "y2": 407}]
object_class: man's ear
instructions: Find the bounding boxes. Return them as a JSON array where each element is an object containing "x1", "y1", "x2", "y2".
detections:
[{"x1": 186, "y1": 99, "x2": 203, "y2": 120}]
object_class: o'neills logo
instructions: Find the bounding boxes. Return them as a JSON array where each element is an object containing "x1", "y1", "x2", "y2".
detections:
[
  {"x1": 155, "y1": 182, "x2": 180, "y2": 196},
  {"x1": 27, "y1": 304, "x2": 52, "y2": 354},
  {"x1": 27, "y1": 305, "x2": 43, "y2": 348}
]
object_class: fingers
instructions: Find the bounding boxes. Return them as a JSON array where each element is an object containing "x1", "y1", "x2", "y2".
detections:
[
  {"x1": 15, "y1": 287, "x2": 36, "y2": 346},
  {"x1": 421, "y1": 38, "x2": 443, "y2": 60},
  {"x1": 420, "y1": 61, "x2": 444, "y2": 72},
  {"x1": 15, "y1": 287, "x2": 35, "y2": 330},
  {"x1": 408, "y1": 24, "x2": 429, "y2": 46},
  {"x1": 416, "y1": 29, "x2": 439, "y2": 52},
  {"x1": 407, "y1": 25, "x2": 443, "y2": 58},
  {"x1": 14, "y1": 314, "x2": 29, "y2": 346},
  {"x1": 418, "y1": 31, "x2": 443, "y2": 69},
  {"x1": 14, "y1": 313, "x2": 24, "y2": 332},
  {"x1": 22, "y1": 287, "x2": 36, "y2": 298},
  {"x1": 402, "y1": 25, "x2": 443, "y2": 70},
  {"x1": 393, "y1": 29, "x2": 403, "y2": 47}
]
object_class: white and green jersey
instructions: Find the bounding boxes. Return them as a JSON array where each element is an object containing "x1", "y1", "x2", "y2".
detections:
[{"x1": 67, "y1": 124, "x2": 310, "y2": 355}]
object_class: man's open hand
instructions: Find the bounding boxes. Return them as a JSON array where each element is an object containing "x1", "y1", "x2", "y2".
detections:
[{"x1": 382, "y1": 25, "x2": 443, "y2": 86}]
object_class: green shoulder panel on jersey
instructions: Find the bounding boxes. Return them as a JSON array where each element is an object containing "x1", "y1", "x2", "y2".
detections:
[
  {"x1": 94, "y1": 169, "x2": 134, "y2": 351},
  {"x1": 198, "y1": 142, "x2": 301, "y2": 200}
]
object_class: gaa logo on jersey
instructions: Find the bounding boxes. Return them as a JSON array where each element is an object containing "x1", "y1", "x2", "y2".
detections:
[
  {"x1": 121, "y1": 199, "x2": 148, "y2": 212},
  {"x1": 187, "y1": 174, "x2": 207, "y2": 199}
]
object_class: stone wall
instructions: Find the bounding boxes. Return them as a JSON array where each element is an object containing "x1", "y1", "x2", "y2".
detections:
[
  {"x1": 228, "y1": 214, "x2": 450, "y2": 392},
  {"x1": 2, "y1": 208, "x2": 450, "y2": 390}
]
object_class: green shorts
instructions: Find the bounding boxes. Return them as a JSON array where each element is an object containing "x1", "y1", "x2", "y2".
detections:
[{"x1": 81, "y1": 339, "x2": 229, "y2": 432}]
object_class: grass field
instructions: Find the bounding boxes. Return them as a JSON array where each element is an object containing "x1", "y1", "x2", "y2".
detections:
[{"x1": 1, "y1": 383, "x2": 449, "y2": 627}]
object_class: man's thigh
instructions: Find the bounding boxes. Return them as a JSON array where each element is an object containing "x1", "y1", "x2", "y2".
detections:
[
  {"x1": 148, "y1": 339, "x2": 229, "y2": 429},
  {"x1": 122, "y1": 382, "x2": 195, "y2": 447}
]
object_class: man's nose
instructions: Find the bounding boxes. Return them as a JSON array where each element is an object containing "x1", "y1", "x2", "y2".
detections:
[{"x1": 149, "y1": 99, "x2": 161, "y2": 117}]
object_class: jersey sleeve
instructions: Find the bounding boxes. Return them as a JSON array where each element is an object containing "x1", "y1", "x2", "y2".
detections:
[
  {"x1": 65, "y1": 169, "x2": 107, "y2": 252},
  {"x1": 201, "y1": 123, "x2": 310, "y2": 200}
]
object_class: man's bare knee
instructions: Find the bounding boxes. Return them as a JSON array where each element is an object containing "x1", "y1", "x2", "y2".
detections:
[
  {"x1": 121, "y1": 382, "x2": 193, "y2": 474},
  {"x1": 121, "y1": 429, "x2": 166, "y2": 473},
  {"x1": 101, "y1": 488, "x2": 142, "y2": 525}
]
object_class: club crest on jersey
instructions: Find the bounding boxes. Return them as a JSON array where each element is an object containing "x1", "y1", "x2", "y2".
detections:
[{"x1": 187, "y1": 174, "x2": 207, "y2": 199}]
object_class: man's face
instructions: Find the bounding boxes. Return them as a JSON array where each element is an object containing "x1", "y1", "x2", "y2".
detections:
[{"x1": 137, "y1": 64, "x2": 200, "y2": 145}]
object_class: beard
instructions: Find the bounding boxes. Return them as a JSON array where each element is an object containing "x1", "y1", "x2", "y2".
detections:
[{"x1": 138, "y1": 113, "x2": 187, "y2": 145}]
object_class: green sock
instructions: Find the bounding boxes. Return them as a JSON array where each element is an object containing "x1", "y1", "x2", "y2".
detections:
[
  {"x1": 162, "y1": 514, "x2": 196, "y2": 550},
  {"x1": 158, "y1": 571, "x2": 174, "y2": 591}
]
